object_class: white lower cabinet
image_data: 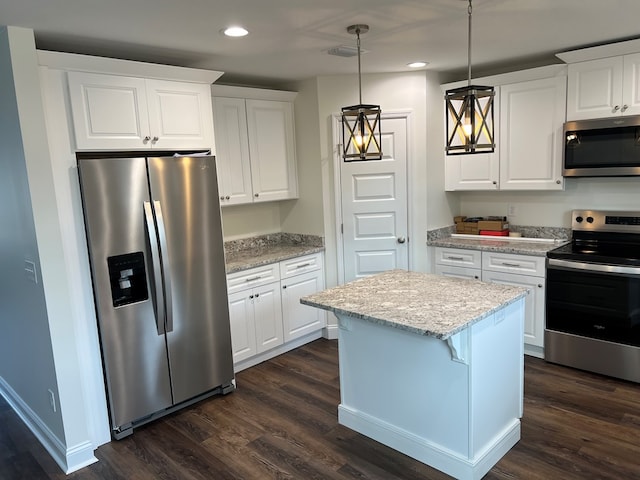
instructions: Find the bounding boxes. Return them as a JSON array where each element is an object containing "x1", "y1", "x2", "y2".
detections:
[
  {"x1": 228, "y1": 282, "x2": 284, "y2": 363},
  {"x1": 434, "y1": 247, "x2": 546, "y2": 357},
  {"x1": 227, "y1": 252, "x2": 325, "y2": 371},
  {"x1": 282, "y1": 270, "x2": 325, "y2": 341}
]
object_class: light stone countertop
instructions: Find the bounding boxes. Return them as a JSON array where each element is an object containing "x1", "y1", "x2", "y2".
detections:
[
  {"x1": 301, "y1": 269, "x2": 527, "y2": 340},
  {"x1": 225, "y1": 244, "x2": 324, "y2": 274},
  {"x1": 428, "y1": 236, "x2": 568, "y2": 256}
]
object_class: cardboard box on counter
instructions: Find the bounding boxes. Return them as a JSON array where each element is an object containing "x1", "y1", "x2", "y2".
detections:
[{"x1": 477, "y1": 220, "x2": 509, "y2": 231}]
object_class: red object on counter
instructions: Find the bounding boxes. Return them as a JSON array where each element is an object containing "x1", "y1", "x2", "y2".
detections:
[{"x1": 479, "y1": 229, "x2": 509, "y2": 236}]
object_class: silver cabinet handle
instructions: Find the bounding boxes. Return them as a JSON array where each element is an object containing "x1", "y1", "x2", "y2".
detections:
[
  {"x1": 397, "y1": 236, "x2": 406, "y2": 244},
  {"x1": 153, "y1": 201, "x2": 173, "y2": 333},
  {"x1": 220, "y1": 196, "x2": 225, "y2": 201},
  {"x1": 225, "y1": 196, "x2": 230, "y2": 200},
  {"x1": 249, "y1": 294, "x2": 254, "y2": 299},
  {"x1": 501, "y1": 262, "x2": 522, "y2": 268},
  {"x1": 613, "y1": 105, "x2": 620, "y2": 112},
  {"x1": 556, "y1": 179, "x2": 561, "y2": 184},
  {"x1": 245, "y1": 276, "x2": 261, "y2": 282},
  {"x1": 537, "y1": 284, "x2": 543, "y2": 288},
  {"x1": 622, "y1": 104, "x2": 629, "y2": 112},
  {"x1": 152, "y1": 136, "x2": 159, "y2": 143},
  {"x1": 447, "y1": 256, "x2": 464, "y2": 261},
  {"x1": 492, "y1": 181, "x2": 497, "y2": 185},
  {"x1": 144, "y1": 201, "x2": 165, "y2": 336},
  {"x1": 254, "y1": 193, "x2": 259, "y2": 197},
  {"x1": 296, "y1": 263, "x2": 311, "y2": 269},
  {"x1": 143, "y1": 136, "x2": 151, "y2": 144}
]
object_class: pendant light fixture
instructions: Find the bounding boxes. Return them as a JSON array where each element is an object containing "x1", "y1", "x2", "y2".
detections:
[
  {"x1": 341, "y1": 24, "x2": 382, "y2": 162},
  {"x1": 445, "y1": 0, "x2": 495, "y2": 155}
]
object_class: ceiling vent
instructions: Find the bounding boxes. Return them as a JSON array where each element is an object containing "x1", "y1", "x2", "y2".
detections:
[{"x1": 327, "y1": 45, "x2": 369, "y2": 57}]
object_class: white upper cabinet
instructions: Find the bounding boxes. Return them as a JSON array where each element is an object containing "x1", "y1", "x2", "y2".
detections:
[
  {"x1": 246, "y1": 99, "x2": 298, "y2": 203},
  {"x1": 68, "y1": 71, "x2": 214, "y2": 150},
  {"x1": 499, "y1": 77, "x2": 566, "y2": 190},
  {"x1": 445, "y1": 68, "x2": 566, "y2": 191},
  {"x1": 567, "y1": 53, "x2": 640, "y2": 120},
  {"x1": 211, "y1": 97, "x2": 254, "y2": 205},
  {"x1": 212, "y1": 86, "x2": 298, "y2": 206}
]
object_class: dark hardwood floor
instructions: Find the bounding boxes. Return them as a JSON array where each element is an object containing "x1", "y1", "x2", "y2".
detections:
[{"x1": 1, "y1": 338, "x2": 639, "y2": 479}]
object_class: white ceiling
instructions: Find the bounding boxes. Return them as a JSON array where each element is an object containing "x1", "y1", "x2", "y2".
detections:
[{"x1": 2, "y1": 0, "x2": 640, "y2": 87}]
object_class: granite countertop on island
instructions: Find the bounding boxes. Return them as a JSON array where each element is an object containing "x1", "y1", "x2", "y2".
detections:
[
  {"x1": 224, "y1": 233, "x2": 324, "y2": 274},
  {"x1": 301, "y1": 269, "x2": 527, "y2": 340}
]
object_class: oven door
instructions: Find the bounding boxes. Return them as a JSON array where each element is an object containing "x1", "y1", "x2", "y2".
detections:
[{"x1": 546, "y1": 258, "x2": 640, "y2": 347}]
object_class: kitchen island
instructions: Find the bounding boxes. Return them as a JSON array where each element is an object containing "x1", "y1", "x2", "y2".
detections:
[{"x1": 301, "y1": 270, "x2": 527, "y2": 480}]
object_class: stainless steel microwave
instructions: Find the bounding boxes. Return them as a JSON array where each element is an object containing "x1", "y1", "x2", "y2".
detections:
[{"x1": 563, "y1": 115, "x2": 640, "y2": 177}]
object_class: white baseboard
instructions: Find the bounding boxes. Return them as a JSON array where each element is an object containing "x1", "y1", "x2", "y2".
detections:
[
  {"x1": 233, "y1": 330, "x2": 323, "y2": 373},
  {"x1": 323, "y1": 324, "x2": 338, "y2": 340},
  {"x1": 0, "y1": 376, "x2": 97, "y2": 474},
  {"x1": 338, "y1": 405, "x2": 520, "y2": 480}
]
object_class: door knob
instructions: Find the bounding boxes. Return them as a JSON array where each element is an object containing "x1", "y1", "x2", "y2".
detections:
[{"x1": 397, "y1": 236, "x2": 406, "y2": 244}]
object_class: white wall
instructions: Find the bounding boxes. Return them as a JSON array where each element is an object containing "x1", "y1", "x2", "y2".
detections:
[
  {"x1": 0, "y1": 25, "x2": 65, "y2": 440},
  {"x1": 221, "y1": 201, "x2": 283, "y2": 240},
  {"x1": 457, "y1": 177, "x2": 640, "y2": 227},
  {"x1": 0, "y1": 26, "x2": 99, "y2": 473},
  {"x1": 280, "y1": 77, "x2": 324, "y2": 236},
  {"x1": 314, "y1": 70, "x2": 445, "y2": 287}
]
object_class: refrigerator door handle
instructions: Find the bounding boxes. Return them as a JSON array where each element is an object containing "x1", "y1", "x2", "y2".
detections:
[
  {"x1": 144, "y1": 201, "x2": 166, "y2": 335},
  {"x1": 153, "y1": 201, "x2": 174, "y2": 333}
]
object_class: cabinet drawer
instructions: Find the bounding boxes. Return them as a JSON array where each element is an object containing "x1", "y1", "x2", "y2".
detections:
[
  {"x1": 280, "y1": 252, "x2": 322, "y2": 279},
  {"x1": 435, "y1": 264, "x2": 481, "y2": 280},
  {"x1": 226, "y1": 263, "x2": 280, "y2": 294},
  {"x1": 482, "y1": 252, "x2": 545, "y2": 276},
  {"x1": 435, "y1": 247, "x2": 482, "y2": 268}
]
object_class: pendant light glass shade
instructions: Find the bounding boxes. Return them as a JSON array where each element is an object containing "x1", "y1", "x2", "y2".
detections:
[
  {"x1": 445, "y1": 0, "x2": 495, "y2": 155},
  {"x1": 341, "y1": 25, "x2": 382, "y2": 162}
]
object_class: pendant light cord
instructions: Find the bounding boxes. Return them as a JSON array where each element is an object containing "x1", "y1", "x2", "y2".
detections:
[
  {"x1": 467, "y1": 0, "x2": 472, "y2": 87},
  {"x1": 357, "y1": 27, "x2": 363, "y2": 104}
]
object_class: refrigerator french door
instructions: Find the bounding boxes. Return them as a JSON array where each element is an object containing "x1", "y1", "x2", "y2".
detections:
[{"x1": 78, "y1": 154, "x2": 234, "y2": 439}]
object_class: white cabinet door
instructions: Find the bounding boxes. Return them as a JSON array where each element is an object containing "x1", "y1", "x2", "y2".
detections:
[
  {"x1": 228, "y1": 282, "x2": 283, "y2": 362},
  {"x1": 622, "y1": 53, "x2": 640, "y2": 116},
  {"x1": 253, "y1": 282, "x2": 284, "y2": 353},
  {"x1": 145, "y1": 79, "x2": 214, "y2": 150},
  {"x1": 499, "y1": 77, "x2": 565, "y2": 190},
  {"x1": 68, "y1": 71, "x2": 151, "y2": 150},
  {"x1": 211, "y1": 97, "x2": 253, "y2": 205},
  {"x1": 246, "y1": 100, "x2": 298, "y2": 202},
  {"x1": 228, "y1": 291, "x2": 257, "y2": 363},
  {"x1": 281, "y1": 270, "x2": 325, "y2": 342},
  {"x1": 567, "y1": 57, "x2": 624, "y2": 120},
  {"x1": 445, "y1": 151, "x2": 500, "y2": 191},
  {"x1": 481, "y1": 270, "x2": 545, "y2": 353}
]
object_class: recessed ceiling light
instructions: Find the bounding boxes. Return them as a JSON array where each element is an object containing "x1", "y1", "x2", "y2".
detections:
[
  {"x1": 407, "y1": 61, "x2": 428, "y2": 68},
  {"x1": 223, "y1": 26, "x2": 249, "y2": 37}
]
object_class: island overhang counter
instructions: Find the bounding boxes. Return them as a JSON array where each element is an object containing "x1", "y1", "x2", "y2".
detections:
[{"x1": 301, "y1": 269, "x2": 527, "y2": 480}]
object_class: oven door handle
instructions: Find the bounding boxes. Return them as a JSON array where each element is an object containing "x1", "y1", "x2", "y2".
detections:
[{"x1": 548, "y1": 258, "x2": 640, "y2": 275}]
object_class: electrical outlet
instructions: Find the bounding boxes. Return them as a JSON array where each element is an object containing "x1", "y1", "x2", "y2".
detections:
[{"x1": 48, "y1": 389, "x2": 56, "y2": 412}]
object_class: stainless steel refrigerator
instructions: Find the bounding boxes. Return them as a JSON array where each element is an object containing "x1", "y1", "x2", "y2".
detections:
[{"x1": 78, "y1": 153, "x2": 234, "y2": 439}]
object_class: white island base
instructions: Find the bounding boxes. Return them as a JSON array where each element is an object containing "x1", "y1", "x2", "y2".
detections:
[{"x1": 336, "y1": 299, "x2": 524, "y2": 480}]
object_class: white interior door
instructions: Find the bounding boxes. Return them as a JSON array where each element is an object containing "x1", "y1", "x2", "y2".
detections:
[{"x1": 339, "y1": 115, "x2": 409, "y2": 282}]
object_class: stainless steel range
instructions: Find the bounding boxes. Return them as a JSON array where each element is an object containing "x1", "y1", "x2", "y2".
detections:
[{"x1": 546, "y1": 210, "x2": 640, "y2": 383}]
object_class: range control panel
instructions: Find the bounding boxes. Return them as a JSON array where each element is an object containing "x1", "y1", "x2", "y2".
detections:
[{"x1": 572, "y1": 210, "x2": 640, "y2": 233}]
